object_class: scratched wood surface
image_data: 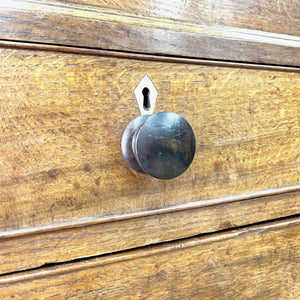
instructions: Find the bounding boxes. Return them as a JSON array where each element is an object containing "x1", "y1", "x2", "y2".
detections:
[
  {"x1": 0, "y1": 190, "x2": 299, "y2": 275},
  {"x1": 0, "y1": 47, "x2": 299, "y2": 234},
  {"x1": 0, "y1": 217, "x2": 299, "y2": 299},
  {"x1": 0, "y1": 1, "x2": 299, "y2": 66}
]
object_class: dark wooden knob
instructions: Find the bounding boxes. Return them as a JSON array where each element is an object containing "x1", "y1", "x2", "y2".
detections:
[{"x1": 121, "y1": 112, "x2": 196, "y2": 179}]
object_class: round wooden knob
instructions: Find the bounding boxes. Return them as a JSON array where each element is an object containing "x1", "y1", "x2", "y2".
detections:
[{"x1": 121, "y1": 112, "x2": 196, "y2": 179}]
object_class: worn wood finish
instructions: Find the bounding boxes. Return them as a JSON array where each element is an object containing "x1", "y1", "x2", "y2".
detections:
[
  {"x1": 0, "y1": 47, "x2": 299, "y2": 233},
  {"x1": 0, "y1": 217, "x2": 299, "y2": 299},
  {"x1": 0, "y1": 1, "x2": 299, "y2": 297},
  {"x1": 61, "y1": 0, "x2": 300, "y2": 36},
  {"x1": 0, "y1": 190, "x2": 299, "y2": 275},
  {"x1": 0, "y1": 1, "x2": 299, "y2": 66}
]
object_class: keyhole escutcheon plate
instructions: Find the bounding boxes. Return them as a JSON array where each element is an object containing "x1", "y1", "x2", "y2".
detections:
[{"x1": 134, "y1": 75, "x2": 158, "y2": 115}]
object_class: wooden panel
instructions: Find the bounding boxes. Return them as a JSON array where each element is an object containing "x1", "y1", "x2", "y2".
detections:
[
  {"x1": 0, "y1": 1, "x2": 299, "y2": 65},
  {"x1": 0, "y1": 217, "x2": 299, "y2": 299},
  {"x1": 61, "y1": 0, "x2": 300, "y2": 36},
  {"x1": 0, "y1": 190, "x2": 299, "y2": 275},
  {"x1": 0, "y1": 47, "x2": 299, "y2": 233}
]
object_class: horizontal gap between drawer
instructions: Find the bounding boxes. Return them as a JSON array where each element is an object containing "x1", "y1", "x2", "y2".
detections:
[
  {"x1": 1, "y1": 185, "x2": 299, "y2": 240},
  {"x1": 0, "y1": 214, "x2": 299, "y2": 284},
  {"x1": 0, "y1": 39, "x2": 299, "y2": 72}
]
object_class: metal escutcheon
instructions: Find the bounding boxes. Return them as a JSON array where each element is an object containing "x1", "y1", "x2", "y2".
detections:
[{"x1": 121, "y1": 111, "x2": 196, "y2": 179}]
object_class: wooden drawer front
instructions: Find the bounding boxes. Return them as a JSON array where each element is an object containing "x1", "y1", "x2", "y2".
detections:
[
  {"x1": 0, "y1": 47, "x2": 299, "y2": 231},
  {"x1": 0, "y1": 46, "x2": 299, "y2": 273},
  {"x1": 0, "y1": 1, "x2": 299, "y2": 66},
  {"x1": 0, "y1": 217, "x2": 299, "y2": 299}
]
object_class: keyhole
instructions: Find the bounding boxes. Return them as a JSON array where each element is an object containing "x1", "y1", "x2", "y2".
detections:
[{"x1": 142, "y1": 87, "x2": 150, "y2": 111}]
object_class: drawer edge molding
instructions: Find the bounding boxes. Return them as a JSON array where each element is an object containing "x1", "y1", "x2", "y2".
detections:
[
  {"x1": 0, "y1": 190, "x2": 299, "y2": 275},
  {"x1": 0, "y1": 40, "x2": 299, "y2": 72},
  {"x1": 0, "y1": 216, "x2": 299, "y2": 286},
  {"x1": 1, "y1": 184, "x2": 299, "y2": 240}
]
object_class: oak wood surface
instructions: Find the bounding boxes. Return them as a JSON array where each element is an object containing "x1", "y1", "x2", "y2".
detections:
[
  {"x1": 0, "y1": 190, "x2": 299, "y2": 275},
  {"x1": 0, "y1": 47, "x2": 299, "y2": 233},
  {"x1": 0, "y1": 0, "x2": 299, "y2": 66},
  {"x1": 0, "y1": 1, "x2": 299, "y2": 295},
  {"x1": 61, "y1": 0, "x2": 300, "y2": 36},
  {"x1": 0, "y1": 217, "x2": 299, "y2": 299}
]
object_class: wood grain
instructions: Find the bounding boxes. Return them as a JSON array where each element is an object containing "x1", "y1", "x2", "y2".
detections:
[
  {"x1": 0, "y1": 47, "x2": 299, "y2": 233},
  {"x1": 0, "y1": 190, "x2": 299, "y2": 275},
  {"x1": 0, "y1": 217, "x2": 299, "y2": 299},
  {"x1": 0, "y1": 1, "x2": 299, "y2": 294},
  {"x1": 0, "y1": 1, "x2": 299, "y2": 66},
  {"x1": 61, "y1": 0, "x2": 300, "y2": 36}
]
